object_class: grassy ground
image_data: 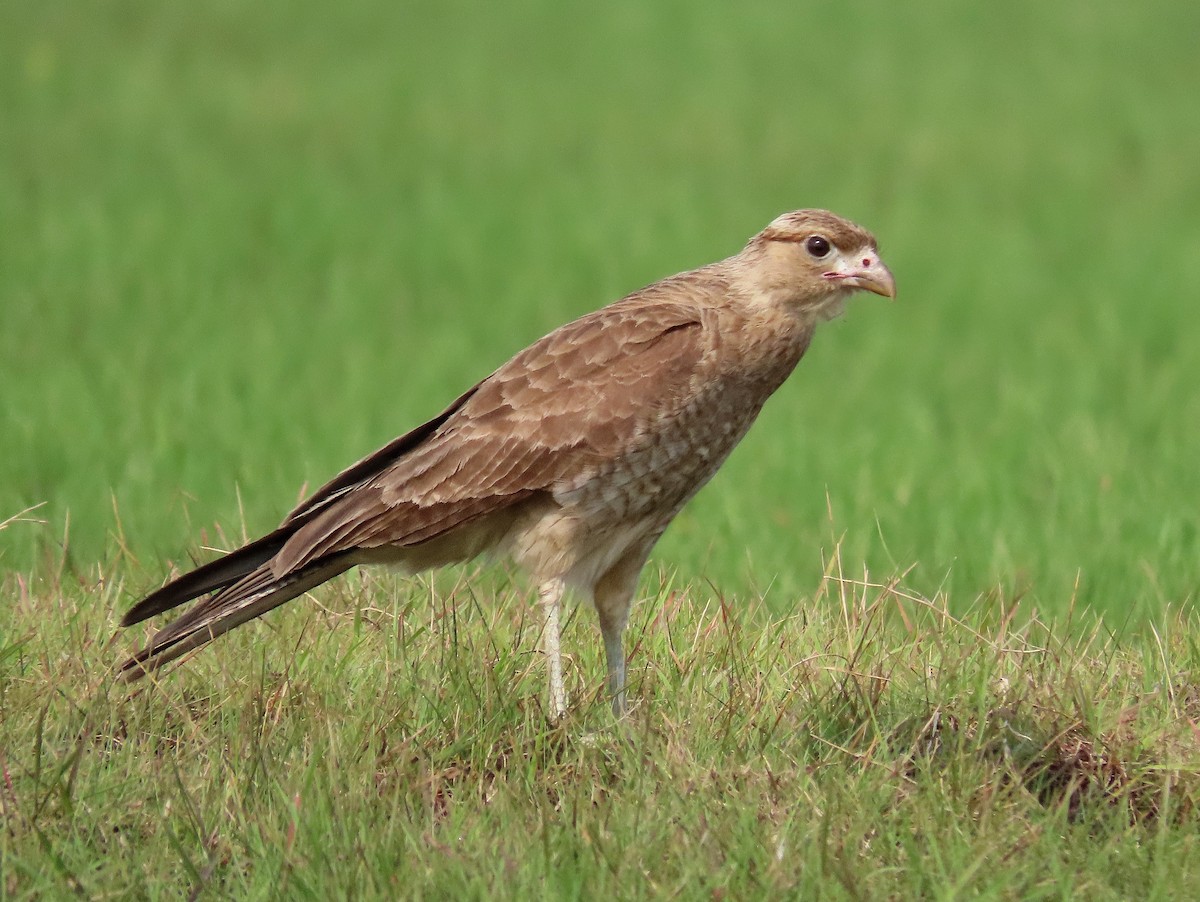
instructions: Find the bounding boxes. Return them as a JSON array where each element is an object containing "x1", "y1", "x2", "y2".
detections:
[
  {"x1": 3, "y1": 0, "x2": 1200, "y2": 897},
  {"x1": 5, "y1": 561, "x2": 1200, "y2": 898}
]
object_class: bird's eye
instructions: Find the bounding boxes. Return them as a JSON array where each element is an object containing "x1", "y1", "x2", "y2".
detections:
[{"x1": 804, "y1": 235, "x2": 831, "y2": 258}]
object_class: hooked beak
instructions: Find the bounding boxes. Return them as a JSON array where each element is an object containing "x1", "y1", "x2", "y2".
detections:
[
  {"x1": 824, "y1": 256, "x2": 897, "y2": 299},
  {"x1": 847, "y1": 260, "x2": 896, "y2": 299}
]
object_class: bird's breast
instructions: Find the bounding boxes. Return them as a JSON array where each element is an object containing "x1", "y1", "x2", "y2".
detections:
[{"x1": 555, "y1": 373, "x2": 782, "y2": 522}]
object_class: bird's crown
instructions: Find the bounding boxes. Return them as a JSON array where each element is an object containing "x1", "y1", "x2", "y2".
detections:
[{"x1": 752, "y1": 209, "x2": 878, "y2": 253}]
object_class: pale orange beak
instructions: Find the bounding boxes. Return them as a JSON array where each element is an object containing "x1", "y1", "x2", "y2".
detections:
[{"x1": 848, "y1": 260, "x2": 896, "y2": 299}]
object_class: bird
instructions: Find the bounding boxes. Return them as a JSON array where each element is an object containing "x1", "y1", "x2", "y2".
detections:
[{"x1": 118, "y1": 209, "x2": 895, "y2": 719}]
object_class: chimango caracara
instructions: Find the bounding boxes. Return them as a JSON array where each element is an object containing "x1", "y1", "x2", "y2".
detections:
[{"x1": 119, "y1": 210, "x2": 895, "y2": 718}]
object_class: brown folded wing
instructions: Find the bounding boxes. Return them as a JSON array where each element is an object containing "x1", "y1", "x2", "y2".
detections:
[{"x1": 270, "y1": 298, "x2": 710, "y2": 576}]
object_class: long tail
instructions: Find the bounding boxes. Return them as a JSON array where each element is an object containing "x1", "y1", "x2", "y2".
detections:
[
  {"x1": 120, "y1": 528, "x2": 297, "y2": 627},
  {"x1": 118, "y1": 552, "x2": 354, "y2": 682}
]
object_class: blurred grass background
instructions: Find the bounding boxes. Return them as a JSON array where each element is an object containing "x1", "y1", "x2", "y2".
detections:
[{"x1": 2, "y1": 0, "x2": 1199, "y2": 619}]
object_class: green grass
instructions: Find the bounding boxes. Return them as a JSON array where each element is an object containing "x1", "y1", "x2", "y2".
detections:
[
  {"x1": 3, "y1": 0, "x2": 1200, "y2": 897},
  {"x1": 5, "y1": 562, "x2": 1200, "y2": 898}
]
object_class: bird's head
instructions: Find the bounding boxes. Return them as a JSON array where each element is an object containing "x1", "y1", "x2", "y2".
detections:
[{"x1": 741, "y1": 209, "x2": 895, "y2": 319}]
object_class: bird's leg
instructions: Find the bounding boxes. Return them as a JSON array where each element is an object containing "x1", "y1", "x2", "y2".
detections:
[
  {"x1": 594, "y1": 583, "x2": 631, "y2": 716},
  {"x1": 594, "y1": 534, "x2": 661, "y2": 718},
  {"x1": 538, "y1": 578, "x2": 568, "y2": 720},
  {"x1": 599, "y1": 614, "x2": 628, "y2": 718}
]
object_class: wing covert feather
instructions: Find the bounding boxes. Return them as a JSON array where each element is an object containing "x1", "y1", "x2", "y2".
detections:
[{"x1": 272, "y1": 300, "x2": 709, "y2": 573}]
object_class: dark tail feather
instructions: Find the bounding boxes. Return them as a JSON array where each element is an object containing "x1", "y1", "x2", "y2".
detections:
[
  {"x1": 118, "y1": 552, "x2": 355, "y2": 682},
  {"x1": 120, "y1": 528, "x2": 297, "y2": 627}
]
